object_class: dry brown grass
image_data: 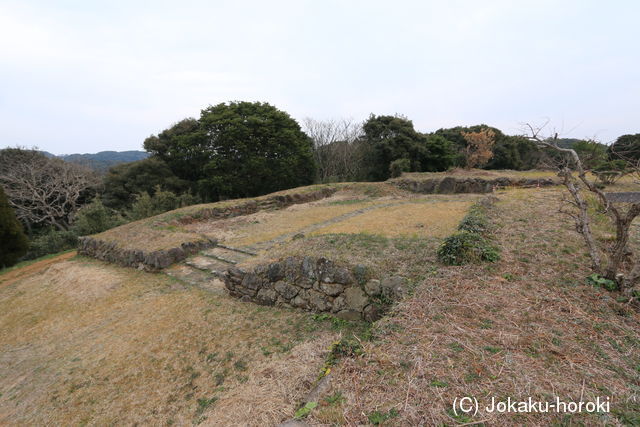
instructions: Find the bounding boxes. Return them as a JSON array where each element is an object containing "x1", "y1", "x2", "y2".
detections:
[
  {"x1": 309, "y1": 187, "x2": 640, "y2": 426},
  {"x1": 190, "y1": 196, "x2": 393, "y2": 247},
  {"x1": 92, "y1": 218, "x2": 207, "y2": 251},
  {"x1": 6, "y1": 179, "x2": 640, "y2": 425},
  {"x1": 89, "y1": 183, "x2": 410, "y2": 253},
  {"x1": 311, "y1": 201, "x2": 472, "y2": 239},
  {"x1": 0, "y1": 251, "x2": 76, "y2": 288},
  {"x1": 0, "y1": 257, "x2": 358, "y2": 426}
]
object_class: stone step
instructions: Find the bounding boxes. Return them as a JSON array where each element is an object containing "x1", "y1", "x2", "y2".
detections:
[
  {"x1": 201, "y1": 246, "x2": 252, "y2": 264},
  {"x1": 216, "y1": 244, "x2": 258, "y2": 256},
  {"x1": 241, "y1": 242, "x2": 272, "y2": 254},
  {"x1": 185, "y1": 255, "x2": 233, "y2": 276},
  {"x1": 164, "y1": 264, "x2": 227, "y2": 295}
]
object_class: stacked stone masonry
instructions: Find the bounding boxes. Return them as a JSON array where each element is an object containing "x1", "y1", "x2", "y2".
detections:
[
  {"x1": 223, "y1": 256, "x2": 408, "y2": 321},
  {"x1": 392, "y1": 176, "x2": 557, "y2": 194},
  {"x1": 77, "y1": 237, "x2": 215, "y2": 271}
]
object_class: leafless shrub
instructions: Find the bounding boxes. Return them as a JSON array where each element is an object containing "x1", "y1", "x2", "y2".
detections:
[{"x1": 302, "y1": 118, "x2": 366, "y2": 182}]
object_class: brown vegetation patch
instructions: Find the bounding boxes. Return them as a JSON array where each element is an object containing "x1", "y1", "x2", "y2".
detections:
[
  {"x1": 0, "y1": 257, "x2": 359, "y2": 425},
  {"x1": 0, "y1": 251, "x2": 76, "y2": 288},
  {"x1": 216, "y1": 198, "x2": 392, "y2": 247},
  {"x1": 311, "y1": 201, "x2": 472, "y2": 238},
  {"x1": 310, "y1": 187, "x2": 640, "y2": 425}
]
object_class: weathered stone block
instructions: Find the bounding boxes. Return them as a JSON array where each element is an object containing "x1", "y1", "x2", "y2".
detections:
[
  {"x1": 274, "y1": 280, "x2": 299, "y2": 299},
  {"x1": 267, "y1": 262, "x2": 285, "y2": 282},
  {"x1": 364, "y1": 279, "x2": 381, "y2": 296},
  {"x1": 241, "y1": 273, "x2": 262, "y2": 290},
  {"x1": 363, "y1": 304, "x2": 383, "y2": 322},
  {"x1": 291, "y1": 293, "x2": 309, "y2": 309},
  {"x1": 333, "y1": 268, "x2": 354, "y2": 285},
  {"x1": 352, "y1": 264, "x2": 368, "y2": 284},
  {"x1": 332, "y1": 295, "x2": 347, "y2": 312},
  {"x1": 344, "y1": 286, "x2": 368, "y2": 312},
  {"x1": 437, "y1": 177, "x2": 457, "y2": 194},
  {"x1": 256, "y1": 288, "x2": 277, "y2": 306},
  {"x1": 380, "y1": 276, "x2": 408, "y2": 299},
  {"x1": 307, "y1": 289, "x2": 331, "y2": 311},
  {"x1": 320, "y1": 282, "x2": 344, "y2": 297}
]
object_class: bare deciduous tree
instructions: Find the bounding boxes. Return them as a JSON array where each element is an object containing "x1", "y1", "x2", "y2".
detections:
[
  {"x1": 524, "y1": 123, "x2": 640, "y2": 297},
  {"x1": 462, "y1": 128, "x2": 495, "y2": 169},
  {"x1": 0, "y1": 148, "x2": 98, "y2": 232},
  {"x1": 302, "y1": 118, "x2": 366, "y2": 182}
]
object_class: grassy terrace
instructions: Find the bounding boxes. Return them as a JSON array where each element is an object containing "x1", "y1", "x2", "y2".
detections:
[
  {"x1": 86, "y1": 171, "x2": 562, "y2": 256},
  {"x1": 88, "y1": 182, "x2": 407, "y2": 253},
  {"x1": 87, "y1": 184, "x2": 337, "y2": 252},
  {"x1": 394, "y1": 167, "x2": 561, "y2": 180},
  {"x1": 1, "y1": 180, "x2": 639, "y2": 425}
]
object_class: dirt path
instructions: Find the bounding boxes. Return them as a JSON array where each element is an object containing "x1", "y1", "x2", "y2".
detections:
[{"x1": 0, "y1": 251, "x2": 76, "y2": 287}]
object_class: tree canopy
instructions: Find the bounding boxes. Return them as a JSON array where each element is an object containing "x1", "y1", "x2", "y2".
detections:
[
  {"x1": 361, "y1": 115, "x2": 456, "y2": 180},
  {"x1": 144, "y1": 102, "x2": 316, "y2": 200},
  {"x1": 101, "y1": 157, "x2": 191, "y2": 209},
  {"x1": 609, "y1": 133, "x2": 640, "y2": 164}
]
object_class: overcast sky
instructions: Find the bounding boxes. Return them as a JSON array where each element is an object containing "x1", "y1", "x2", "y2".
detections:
[{"x1": 1, "y1": 0, "x2": 638, "y2": 154}]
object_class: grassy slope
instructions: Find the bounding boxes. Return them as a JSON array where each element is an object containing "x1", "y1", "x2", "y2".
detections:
[
  {"x1": 0, "y1": 256, "x2": 367, "y2": 426},
  {"x1": 312, "y1": 187, "x2": 640, "y2": 426},
  {"x1": 3, "y1": 175, "x2": 639, "y2": 425}
]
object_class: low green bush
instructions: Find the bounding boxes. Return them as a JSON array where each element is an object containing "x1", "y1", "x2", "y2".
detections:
[
  {"x1": 24, "y1": 229, "x2": 78, "y2": 260},
  {"x1": 389, "y1": 158, "x2": 411, "y2": 178},
  {"x1": 437, "y1": 231, "x2": 500, "y2": 265},
  {"x1": 586, "y1": 273, "x2": 618, "y2": 291},
  {"x1": 72, "y1": 198, "x2": 125, "y2": 236},
  {"x1": 457, "y1": 205, "x2": 489, "y2": 234},
  {"x1": 437, "y1": 201, "x2": 499, "y2": 265},
  {"x1": 127, "y1": 187, "x2": 200, "y2": 220}
]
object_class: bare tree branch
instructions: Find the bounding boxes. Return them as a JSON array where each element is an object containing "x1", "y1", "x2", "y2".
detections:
[
  {"x1": 523, "y1": 124, "x2": 640, "y2": 296},
  {"x1": 302, "y1": 118, "x2": 365, "y2": 182},
  {"x1": 0, "y1": 148, "x2": 98, "y2": 231}
]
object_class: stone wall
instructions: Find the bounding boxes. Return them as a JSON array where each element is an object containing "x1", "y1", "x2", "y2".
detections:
[
  {"x1": 78, "y1": 236, "x2": 215, "y2": 270},
  {"x1": 392, "y1": 176, "x2": 557, "y2": 194},
  {"x1": 223, "y1": 256, "x2": 408, "y2": 321}
]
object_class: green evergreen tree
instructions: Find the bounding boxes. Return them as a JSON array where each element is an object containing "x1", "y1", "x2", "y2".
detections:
[
  {"x1": 0, "y1": 186, "x2": 29, "y2": 267},
  {"x1": 144, "y1": 102, "x2": 315, "y2": 201}
]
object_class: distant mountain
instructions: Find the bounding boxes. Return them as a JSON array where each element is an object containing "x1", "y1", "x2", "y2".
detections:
[{"x1": 42, "y1": 150, "x2": 150, "y2": 172}]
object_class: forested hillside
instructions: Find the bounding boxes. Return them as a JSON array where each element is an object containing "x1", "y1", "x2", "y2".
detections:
[{"x1": 42, "y1": 150, "x2": 149, "y2": 172}]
